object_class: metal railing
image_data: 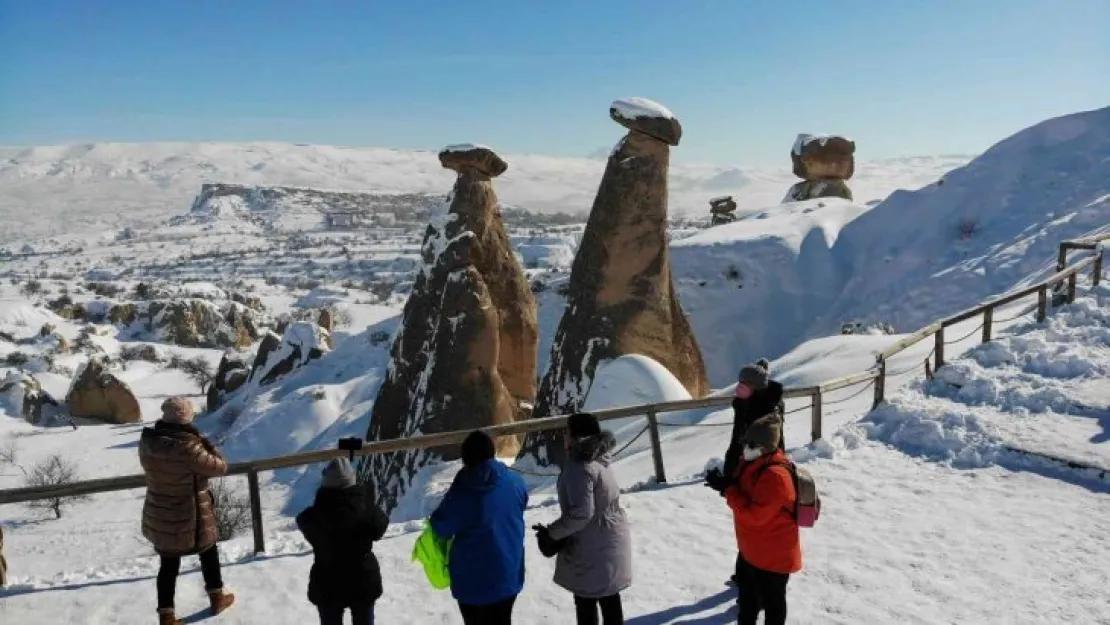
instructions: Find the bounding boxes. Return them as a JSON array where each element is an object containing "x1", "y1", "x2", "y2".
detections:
[{"x1": 0, "y1": 235, "x2": 1104, "y2": 559}]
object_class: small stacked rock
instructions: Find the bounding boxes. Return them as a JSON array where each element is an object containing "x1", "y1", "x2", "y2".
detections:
[
  {"x1": 709, "y1": 196, "x2": 738, "y2": 225},
  {"x1": 785, "y1": 134, "x2": 855, "y2": 202}
]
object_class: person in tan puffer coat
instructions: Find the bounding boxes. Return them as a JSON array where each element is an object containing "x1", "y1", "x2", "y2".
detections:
[{"x1": 139, "y1": 397, "x2": 236, "y2": 625}]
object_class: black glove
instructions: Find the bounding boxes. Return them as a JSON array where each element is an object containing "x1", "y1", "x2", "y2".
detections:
[
  {"x1": 532, "y1": 524, "x2": 563, "y2": 558},
  {"x1": 704, "y1": 468, "x2": 730, "y2": 494}
]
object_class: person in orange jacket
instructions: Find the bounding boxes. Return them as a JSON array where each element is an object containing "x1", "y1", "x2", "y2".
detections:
[{"x1": 707, "y1": 414, "x2": 800, "y2": 625}]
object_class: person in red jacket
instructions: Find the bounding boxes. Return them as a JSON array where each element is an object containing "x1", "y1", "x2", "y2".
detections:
[{"x1": 723, "y1": 415, "x2": 801, "y2": 625}]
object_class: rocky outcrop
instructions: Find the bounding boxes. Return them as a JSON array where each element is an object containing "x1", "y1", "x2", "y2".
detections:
[
  {"x1": 108, "y1": 299, "x2": 265, "y2": 349},
  {"x1": 206, "y1": 351, "x2": 251, "y2": 412},
  {"x1": 520, "y1": 98, "x2": 709, "y2": 468},
  {"x1": 709, "y1": 196, "x2": 738, "y2": 225},
  {"x1": 1, "y1": 372, "x2": 60, "y2": 425},
  {"x1": 65, "y1": 358, "x2": 142, "y2": 424},
  {"x1": 251, "y1": 322, "x2": 330, "y2": 387},
  {"x1": 785, "y1": 134, "x2": 855, "y2": 202},
  {"x1": 359, "y1": 144, "x2": 539, "y2": 514}
]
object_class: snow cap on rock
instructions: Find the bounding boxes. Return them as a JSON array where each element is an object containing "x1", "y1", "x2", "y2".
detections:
[
  {"x1": 609, "y1": 97, "x2": 682, "y2": 146},
  {"x1": 160, "y1": 396, "x2": 195, "y2": 424},
  {"x1": 439, "y1": 144, "x2": 508, "y2": 178}
]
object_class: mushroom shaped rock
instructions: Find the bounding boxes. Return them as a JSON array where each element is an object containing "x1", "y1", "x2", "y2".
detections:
[
  {"x1": 439, "y1": 144, "x2": 508, "y2": 178},
  {"x1": 791, "y1": 134, "x2": 855, "y2": 181},
  {"x1": 609, "y1": 97, "x2": 683, "y2": 146},
  {"x1": 521, "y1": 99, "x2": 708, "y2": 467},
  {"x1": 359, "y1": 148, "x2": 536, "y2": 514}
]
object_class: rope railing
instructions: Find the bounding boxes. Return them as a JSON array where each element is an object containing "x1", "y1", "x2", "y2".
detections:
[{"x1": 0, "y1": 235, "x2": 1103, "y2": 563}]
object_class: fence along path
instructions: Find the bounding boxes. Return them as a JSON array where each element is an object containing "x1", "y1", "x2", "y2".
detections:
[{"x1": 0, "y1": 236, "x2": 1105, "y2": 556}]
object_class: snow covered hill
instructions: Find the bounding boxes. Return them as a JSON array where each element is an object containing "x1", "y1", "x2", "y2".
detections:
[
  {"x1": 2, "y1": 285, "x2": 1106, "y2": 624},
  {"x1": 0, "y1": 141, "x2": 967, "y2": 243},
  {"x1": 671, "y1": 106, "x2": 1110, "y2": 386}
]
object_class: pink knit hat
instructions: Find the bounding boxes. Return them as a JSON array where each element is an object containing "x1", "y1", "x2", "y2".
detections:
[{"x1": 161, "y1": 396, "x2": 195, "y2": 424}]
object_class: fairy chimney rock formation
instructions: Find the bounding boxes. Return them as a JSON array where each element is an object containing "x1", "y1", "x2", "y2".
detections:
[
  {"x1": 785, "y1": 134, "x2": 855, "y2": 202},
  {"x1": 66, "y1": 358, "x2": 142, "y2": 424},
  {"x1": 709, "y1": 196, "x2": 738, "y2": 225},
  {"x1": 521, "y1": 98, "x2": 709, "y2": 467},
  {"x1": 359, "y1": 143, "x2": 538, "y2": 514}
]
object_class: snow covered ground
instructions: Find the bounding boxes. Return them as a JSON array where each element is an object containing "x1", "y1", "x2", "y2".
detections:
[
  {"x1": 0, "y1": 141, "x2": 967, "y2": 243},
  {"x1": 2, "y1": 286, "x2": 1107, "y2": 624}
]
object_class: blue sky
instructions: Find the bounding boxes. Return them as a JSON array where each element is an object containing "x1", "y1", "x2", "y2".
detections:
[{"x1": 1, "y1": 0, "x2": 1107, "y2": 166}]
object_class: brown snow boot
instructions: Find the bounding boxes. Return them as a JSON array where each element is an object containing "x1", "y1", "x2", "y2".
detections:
[
  {"x1": 208, "y1": 588, "x2": 236, "y2": 615},
  {"x1": 157, "y1": 608, "x2": 183, "y2": 625}
]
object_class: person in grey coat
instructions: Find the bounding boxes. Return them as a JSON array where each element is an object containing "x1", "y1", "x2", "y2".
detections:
[{"x1": 533, "y1": 413, "x2": 632, "y2": 625}]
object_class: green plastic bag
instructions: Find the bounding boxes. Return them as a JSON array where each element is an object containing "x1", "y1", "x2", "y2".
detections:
[{"x1": 412, "y1": 523, "x2": 452, "y2": 590}]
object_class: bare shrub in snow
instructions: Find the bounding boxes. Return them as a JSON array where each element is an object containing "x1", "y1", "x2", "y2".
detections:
[
  {"x1": 0, "y1": 438, "x2": 18, "y2": 470},
  {"x1": 723, "y1": 265, "x2": 742, "y2": 282},
  {"x1": 957, "y1": 218, "x2": 978, "y2": 240},
  {"x1": 369, "y1": 330, "x2": 391, "y2": 347},
  {"x1": 530, "y1": 279, "x2": 548, "y2": 294},
  {"x1": 2, "y1": 352, "x2": 29, "y2": 367},
  {"x1": 167, "y1": 355, "x2": 214, "y2": 392},
  {"x1": 85, "y1": 282, "x2": 124, "y2": 298},
  {"x1": 120, "y1": 344, "x2": 161, "y2": 363},
  {"x1": 20, "y1": 279, "x2": 43, "y2": 297},
  {"x1": 209, "y1": 478, "x2": 253, "y2": 541},
  {"x1": 23, "y1": 454, "x2": 88, "y2": 520}
]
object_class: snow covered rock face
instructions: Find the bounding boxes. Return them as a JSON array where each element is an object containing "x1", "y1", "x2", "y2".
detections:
[
  {"x1": 109, "y1": 298, "x2": 263, "y2": 349},
  {"x1": 251, "y1": 322, "x2": 331, "y2": 387},
  {"x1": 0, "y1": 371, "x2": 58, "y2": 424},
  {"x1": 786, "y1": 134, "x2": 855, "y2": 202},
  {"x1": 609, "y1": 97, "x2": 682, "y2": 146},
  {"x1": 521, "y1": 100, "x2": 708, "y2": 467},
  {"x1": 206, "y1": 351, "x2": 251, "y2": 412},
  {"x1": 65, "y1": 358, "x2": 141, "y2": 424},
  {"x1": 360, "y1": 146, "x2": 538, "y2": 514}
]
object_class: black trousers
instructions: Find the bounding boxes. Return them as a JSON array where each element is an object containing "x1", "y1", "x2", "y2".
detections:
[
  {"x1": 458, "y1": 595, "x2": 517, "y2": 625},
  {"x1": 574, "y1": 594, "x2": 624, "y2": 625},
  {"x1": 156, "y1": 546, "x2": 224, "y2": 610},
  {"x1": 737, "y1": 556, "x2": 789, "y2": 625}
]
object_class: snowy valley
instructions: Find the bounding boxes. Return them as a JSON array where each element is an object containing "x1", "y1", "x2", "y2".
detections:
[{"x1": 1, "y1": 104, "x2": 1108, "y2": 624}]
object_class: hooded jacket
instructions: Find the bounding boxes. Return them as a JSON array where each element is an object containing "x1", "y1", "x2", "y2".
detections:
[
  {"x1": 296, "y1": 485, "x2": 389, "y2": 606},
  {"x1": 138, "y1": 421, "x2": 228, "y2": 556},
  {"x1": 724, "y1": 380, "x2": 786, "y2": 477},
  {"x1": 549, "y1": 431, "x2": 633, "y2": 599},
  {"x1": 429, "y1": 458, "x2": 528, "y2": 606},
  {"x1": 726, "y1": 449, "x2": 802, "y2": 575}
]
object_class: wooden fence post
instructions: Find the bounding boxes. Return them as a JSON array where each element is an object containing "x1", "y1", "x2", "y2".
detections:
[
  {"x1": 1094, "y1": 250, "x2": 1103, "y2": 287},
  {"x1": 981, "y1": 307, "x2": 994, "y2": 343},
  {"x1": 934, "y1": 327, "x2": 945, "y2": 369},
  {"x1": 247, "y1": 469, "x2": 265, "y2": 555},
  {"x1": 1056, "y1": 244, "x2": 1068, "y2": 272},
  {"x1": 810, "y1": 389, "x2": 823, "y2": 442},
  {"x1": 645, "y1": 409, "x2": 667, "y2": 484},
  {"x1": 1037, "y1": 285, "x2": 1048, "y2": 322},
  {"x1": 1067, "y1": 272, "x2": 1078, "y2": 303},
  {"x1": 872, "y1": 358, "x2": 886, "y2": 410}
]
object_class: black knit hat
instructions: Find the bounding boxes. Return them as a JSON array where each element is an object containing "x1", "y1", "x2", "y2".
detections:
[
  {"x1": 461, "y1": 430, "x2": 496, "y2": 467},
  {"x1": 567, "y1": 412, "x2": 602, "y2": 439},
  {"x1": 738, "y1": 358, "x2": 771, "y2": 391}
]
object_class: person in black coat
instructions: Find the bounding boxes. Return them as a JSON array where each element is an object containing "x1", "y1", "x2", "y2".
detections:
[
  {"x1": 296, "y1": 457, "x2": 389, "y2": 625},
  {"x1": 721, "y1": 358, "x2": 785, "y2": 479},
  {"x1": 708, "y1": 358, "x2": 785, "y2": 589}
]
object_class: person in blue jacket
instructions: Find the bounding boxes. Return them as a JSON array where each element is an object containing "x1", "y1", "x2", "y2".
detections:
[{"x1": 430, "y1": 430, "x2": 529, "y2": 625}]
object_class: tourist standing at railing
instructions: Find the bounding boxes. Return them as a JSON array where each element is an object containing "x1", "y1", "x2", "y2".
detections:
[
  {"x1": 707, "y1": 415, "x2": 801, "y2": 625},
  {"x1": 713, "y1": 357, "x2": 785, "y2": 588},
  {"x1": 0, "y1": 525, "x2": 8, "y2": 588},
  {"x1": 533, "y1": 412, "x2": 632, "y2": 625},
  {"x1": 296, "y1": 456, "x2": 389, "y2": 625},
  {"x1": 429, "y1": 430, "x2": 528, "y2": 625},
  {"x1": 138, "y1": 397, "x2": 236, "y2": 625}
]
